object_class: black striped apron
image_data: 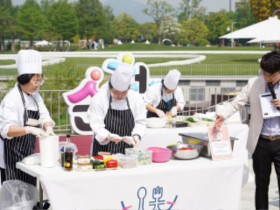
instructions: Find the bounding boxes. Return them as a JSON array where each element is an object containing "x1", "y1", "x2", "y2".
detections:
[
  {"x1": 1, "y1": 85, "x2": 38, "y2": 186},
  {"x1": 92, "y1": 95, "x2": 135, "y2": 156},
  {"x1": 147, "y1": 87, "x2": 177, "y2": 118}
]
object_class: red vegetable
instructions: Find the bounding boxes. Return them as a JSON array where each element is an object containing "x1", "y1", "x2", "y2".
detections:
[
  {"x1": 93, "y1": 155, "x2": 104, "y2": 160},
  {"x1": 106, "y1": 160, "x2": 118, "y2": 168},
  {"x1": 179, "y1": 147, "x2": 195, "y2": 150}
]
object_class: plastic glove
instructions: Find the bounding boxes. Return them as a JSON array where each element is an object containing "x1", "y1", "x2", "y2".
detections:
[
  {"x1": 132, "y1": 135, "x2": 140, "y2": 148},
  {"x1": 170, "y1": 106, "x2": 177, "y2": 117},
  {"x1": 155, "y1": 109, "x2": 166, "y2": 118},
  {"x1": 45, "y1": 126, "x2": 55, "y2": 136},
  {"x1": 123, "y1": 136, "x2": 135, "y2": 146},
  {"x1": 25, "y1": 126, "x2": 48, "y2": 138},
  {"x1": 107, "y1": 134, "x2": 123, "y2": 144}
]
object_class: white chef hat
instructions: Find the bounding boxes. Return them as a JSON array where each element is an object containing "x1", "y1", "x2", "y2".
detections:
[
  {"x1": 16, "y1": 49, "x2": 42, "y2": 75},
  {"x1": 163, "y1": 69, "x2": 181, "y2": 90},
  {"x1": 110, "y1": 63, "x2": 134, "y2": 91}
]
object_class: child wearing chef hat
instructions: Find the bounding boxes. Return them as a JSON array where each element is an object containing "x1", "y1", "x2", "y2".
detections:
[
  {"x1": 144, "y1": 69, "x2": 186, "y2": 118},
  {"x1": 0, "y1": 49, "x2": 55, "y2": 186},
  {"x1": 88, "y1": 63, "x2": 146, "y2": 155}
]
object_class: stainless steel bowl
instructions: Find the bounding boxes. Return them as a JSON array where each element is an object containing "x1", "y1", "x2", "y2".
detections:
[{"x1": 167, "y1": 143, "x2": 204, "y2": 160}]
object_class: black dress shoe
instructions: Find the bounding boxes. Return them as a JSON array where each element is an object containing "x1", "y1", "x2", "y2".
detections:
[{"x1": 33, "y1": 201, "x2": 50, "y2": 210}]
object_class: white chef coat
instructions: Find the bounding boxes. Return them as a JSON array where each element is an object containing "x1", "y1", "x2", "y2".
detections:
[
  {"x1": 0, "y1": 84, "x2": 54, "y2": 168},
  {"x1": 87, "y1": 86, "x2": 146, "y2": 143},
  {"x1": 144, "y1": 83, "x2": 186, "y2": 111}
]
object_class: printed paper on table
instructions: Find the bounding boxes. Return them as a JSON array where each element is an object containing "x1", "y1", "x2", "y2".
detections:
[{"x1": 208, "y1": 126, "x2": 232, "y2": 161}]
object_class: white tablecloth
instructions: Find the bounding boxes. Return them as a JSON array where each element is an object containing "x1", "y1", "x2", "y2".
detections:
[
  {"x1": 17, "y1": 157, "x2": 245, "y2": 210},
  {"x1": 16, "y1": 124, "x2": 249, "y2": 210}
]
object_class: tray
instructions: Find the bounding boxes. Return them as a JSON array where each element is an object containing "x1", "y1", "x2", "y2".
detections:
[{"x1": 175, "y1": 121, "x2": 188, "y2": 127}]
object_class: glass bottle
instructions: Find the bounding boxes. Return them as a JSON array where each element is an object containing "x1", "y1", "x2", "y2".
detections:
[{"x1": 64, "y1": 134, "x2": 73, "y2": 171}]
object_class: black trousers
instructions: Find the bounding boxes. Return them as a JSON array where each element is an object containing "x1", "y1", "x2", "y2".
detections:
[
  {"x1": 252, "y1": 137, "x2": 280, "y2": 210},
  {"x1": 0, "y1": 167, "x2": 6, "y2": 184}
]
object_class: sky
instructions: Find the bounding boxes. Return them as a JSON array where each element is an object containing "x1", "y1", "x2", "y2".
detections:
[
  {"x1": 12, "y1": 0, "x2": 240, "y2": 24},
  {"x1": 101, "y1": 0, "x2": 240, "y2": 23}
]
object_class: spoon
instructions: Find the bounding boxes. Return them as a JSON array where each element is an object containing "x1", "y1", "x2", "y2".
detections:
[{"x1": 137, "y1": 187, "x2": 147, "y2": 210}]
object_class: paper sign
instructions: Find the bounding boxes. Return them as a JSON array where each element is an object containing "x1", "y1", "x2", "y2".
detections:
[
  {"x1": 208, "y1": 126, "x2": 232, "y2": 161},
  {"x1": 259, "y1": 93, "x2": 280, "y2": 119}
]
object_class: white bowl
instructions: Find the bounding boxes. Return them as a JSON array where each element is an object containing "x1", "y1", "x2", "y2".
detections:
[{"x1": 146, "y1": 118, "x2": 167, "y2": 128}]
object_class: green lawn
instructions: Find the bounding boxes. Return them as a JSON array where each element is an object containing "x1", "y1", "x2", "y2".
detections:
[{"x1": 0, "y1": 45, "x2": 269, "y2": 90}]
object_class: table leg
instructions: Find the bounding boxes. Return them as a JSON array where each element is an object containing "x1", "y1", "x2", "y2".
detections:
[{"x1": 39, "y1": 182, "x2": 43, "y2": 209}]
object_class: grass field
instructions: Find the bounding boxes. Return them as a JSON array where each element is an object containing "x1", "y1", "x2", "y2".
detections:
[{"x1": 0, "y1": 44, "x2": 272, "y2": 90}]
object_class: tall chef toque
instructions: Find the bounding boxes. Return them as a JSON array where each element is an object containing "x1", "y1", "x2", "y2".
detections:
[
  {"x1": 110, "y1": 63, "x2": 134, "y2": 91},
  {"x1": 16, "y1": 49, "x2": 42, "y2": 75},
  {"x1": 164, "y1": 69, "x2": 181, "y2": 90}
]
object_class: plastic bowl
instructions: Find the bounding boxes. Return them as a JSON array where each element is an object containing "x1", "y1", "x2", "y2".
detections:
[{"x1": 147, "y1": 147, "x2": 172, "y2": 163}]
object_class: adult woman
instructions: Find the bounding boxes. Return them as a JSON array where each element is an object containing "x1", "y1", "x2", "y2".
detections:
[
  {"x1": 87, "y1": 63, "x2": 146, "y2": 155},
  {"x1": 0, "y1": 50, "x2": 55, "y2": 186},
  {"x1": 144, "y1": 69, "x2": 186, "y2": 118}
]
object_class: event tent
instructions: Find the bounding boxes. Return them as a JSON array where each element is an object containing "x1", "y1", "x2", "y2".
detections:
[{"x1": 220, "y1": 16, "x2": 280, "y2": 43}]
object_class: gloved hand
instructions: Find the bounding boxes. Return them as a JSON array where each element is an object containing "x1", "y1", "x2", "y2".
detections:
[
  {"x1": 132, "y1": 135, "x2": 140, "y2": 148},
  {"x1": 25, "y1": 126, "x2": 48, "y2": 138},
  {"x1": 170, "y1": 106, "x2": 177, "y2": 117},
  {"x1": 155, "y1": 109, "x2": 166, "y2": 118},
  {"x1": 45, "y1": 126, "x2": 55, "y2": 136},
  {"x1": 122, "y1": 136, "x2": 135, "y2": 146},
  {"x1": 123, "y1": 136, "x2": 140, "y2": 148},
  {"x1": 107, "y1": 134, "x2": 123, "y2": 144}
]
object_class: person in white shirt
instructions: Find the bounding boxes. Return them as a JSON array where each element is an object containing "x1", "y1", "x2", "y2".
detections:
[
  {"x1": 144, "y1": 69, "x2": 186, "y2": 118},
  {"x1": 0, "y1": 49, "x2": 55, "y2": 186},
  {"x1": 87, "y1": 63, "x2": 146, "y2": 155}
]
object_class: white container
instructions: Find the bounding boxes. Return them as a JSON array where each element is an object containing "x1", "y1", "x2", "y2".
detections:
[
  {"x1": 146, "y1": 117, "x2": 167, "y2": 128},
  {"x1": 39, "y1": 136, "x2": 59, "y2": 167}
]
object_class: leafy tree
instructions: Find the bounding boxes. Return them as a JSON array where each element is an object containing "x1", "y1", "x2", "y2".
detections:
[
  {"x1": 16, "y1": 0, "x2": 47, "y2": 48},
  {"x1": 139, "y1": 22, "x2": 157, "y2": 42},
  {"x1": 143, "y1": 0, "x2": 174, "y2": 44},
  {"x1": 178, "y1": 0, "x2": 206, "y2": 22},
  {"x1": 250, "y1": 0, "x2": 280, "y2": 21},
  {"x1": 100, "y1": 5, "x2": 114, "y2": 45},
  {"x1": 48, "y1": 0, "x2": 78, "y2": 49},
  {"x1": 76, "y1": 0, "x2": 106, "y2": 43},
  {"x1": 205, "y1": 10, "x2": 232, "y2": 45},
  {"x1": 0, "y1": 0, "x2": 13, "y2": 51},
  {"x1": 177, "y1": 18, "x2": 209, "y2": 46},
  {"x1": 234, "y1": 0, "x2": 256, "y2": 29},
  {"x1": 159, "y1": 15, "x2": 181, "y2": 44},
  {"x1": 40, "y1": 0, "x2": 56, "y2": 42},
  {"x1": 112, "y1": 13, "x2": 140, "y2": 43}
]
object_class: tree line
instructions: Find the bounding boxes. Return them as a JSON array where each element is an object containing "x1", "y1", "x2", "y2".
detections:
[{"x1": 0, "y1": 0, "x2": 279, "y2": 51}]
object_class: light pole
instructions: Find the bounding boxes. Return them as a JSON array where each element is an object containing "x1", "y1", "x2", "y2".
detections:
[{"x1": 227, "y1": 22, "x2": 236, "y2": 47}]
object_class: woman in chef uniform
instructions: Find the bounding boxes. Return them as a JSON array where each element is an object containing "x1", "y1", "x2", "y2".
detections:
[
  {"x1": 144, "y1": 69, "x2": 186, "y2": 118},
  {"x1": 0, "y1": 50, "x2": 55, "y2": 186},
  {"x1": 87, "y1": 63, "x2": 146, "y2": 155}
]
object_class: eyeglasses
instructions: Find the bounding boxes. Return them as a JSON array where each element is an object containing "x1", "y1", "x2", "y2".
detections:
[{"x1": 31, "y1": 79, "x2": 44, "y2": 86}]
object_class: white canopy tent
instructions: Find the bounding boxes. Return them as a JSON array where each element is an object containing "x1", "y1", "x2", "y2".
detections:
[{"x1": 220, "y1": 16, "x2": 280, "y2": 44}]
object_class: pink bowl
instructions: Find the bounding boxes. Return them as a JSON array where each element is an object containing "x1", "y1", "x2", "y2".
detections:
[{"x1": 147, "y1": 147, "x2": 172, "y2": 163}]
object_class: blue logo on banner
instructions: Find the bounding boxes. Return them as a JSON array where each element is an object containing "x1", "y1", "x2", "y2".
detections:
[{"x1": 120, "y1": 186, "x2": 178, "y2": 210}]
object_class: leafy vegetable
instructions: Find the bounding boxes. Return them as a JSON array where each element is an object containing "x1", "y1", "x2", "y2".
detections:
[{"x1": 185, "y1": 117, "x2": 197, "y2": 123}]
